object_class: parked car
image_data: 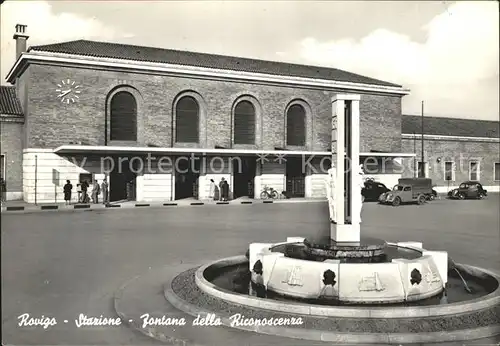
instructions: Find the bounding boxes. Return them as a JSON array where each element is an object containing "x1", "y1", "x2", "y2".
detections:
[
  {"x1": 379, "y1": 178, "x2": 433, "y2": 206},
  {"x1": 362, "y1": 179, "x2": 390, "y2": 201},
  {"x1": 448, "y1": 181, "x2": 488, "y2": 200}
]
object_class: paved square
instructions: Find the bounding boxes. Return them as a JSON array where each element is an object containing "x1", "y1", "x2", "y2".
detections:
[{"x1": 1, "y1": 196, "x2": 499, "y2": 345}]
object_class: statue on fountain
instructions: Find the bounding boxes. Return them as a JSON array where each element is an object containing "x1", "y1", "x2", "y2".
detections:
[
  {"x1": 325, "y1": 165, "x2": 337, "y2": 224},
  {"x1": 357, "y1": 164, "x2": 365, "y2": 223}
]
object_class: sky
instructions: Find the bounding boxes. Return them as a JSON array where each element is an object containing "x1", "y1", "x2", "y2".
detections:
[{"x1": 1, "y1": 0, "x2": 498, "y2": 121}]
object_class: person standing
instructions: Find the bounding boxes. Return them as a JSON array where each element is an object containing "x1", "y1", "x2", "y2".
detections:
[
  {"x1": 91, "y1": 180, "x2": 101, "y2": 204},
  {"x1": 209, "y1": 179, "x2": 216, "y2": 200},
  {"x1": 63, "y1": 180, "x2": 73, "y2": 205},
  {"x1": 219, "y1": 178, "x2": 226, "y2": 201},
  {"x1": 222, "y1": 179, "x2": 230, "y2": 202},
  {"x1": 214, "y1": 182, "x2": 220, "y2": 201},
  {"x1": 101, "y1": 179, "x2": 109, "y2": 204},
  {"x1": 79, "y1": 180, "x2": 89, "y2": 203},
  {"x1": 0, "y1": 177, "x2": 6, "y2": 205}
]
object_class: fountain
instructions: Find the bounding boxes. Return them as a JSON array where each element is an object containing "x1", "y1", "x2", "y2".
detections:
[
  {"x1": 246, "y1": 94, "x2": 448, "y2": 304},
  {"x1": 115, "y1": 94, "x2": 500, "y2": 345}
]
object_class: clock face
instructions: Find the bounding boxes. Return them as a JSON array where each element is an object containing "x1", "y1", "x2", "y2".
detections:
[{"x1": 55, "y1": 79, "x2": 81, "y2": 104}]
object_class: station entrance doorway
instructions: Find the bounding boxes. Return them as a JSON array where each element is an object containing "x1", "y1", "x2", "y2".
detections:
[
  {"x1": 109, "y1": 157, "x2": 137, "y2": 202},
  {"x1": 286, "y1": 157, "x2": 305, "y2": 198},
  {"x1": 233, "y1": 156, "x2": 256, "y2": 198},
  {"x1": 175, "y1": 156, "x2": 200, "y2": 200}
]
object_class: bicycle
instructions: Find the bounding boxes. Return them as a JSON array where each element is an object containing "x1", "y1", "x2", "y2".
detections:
[{"x1": 260, "y1": 186, "x2": 279, "y2": 200}]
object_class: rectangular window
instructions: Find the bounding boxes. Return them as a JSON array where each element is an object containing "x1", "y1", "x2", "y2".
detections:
[
  {"x1": 234, "y1": 116, "x2": 256, "y2": 145},
  {"x1": 469, "y1": 161, "x2": 480, "y2": 181},
  {"x1": 494, "y1": 162, "x2": 500, "y2": 181},
  {"x1": 175, "y1": 97, "x2": 199, "y2": 144},
  {"x1": 79, "y1": 173, "x2": 93, "y2": 184},
  {"x1": 417, "y1": 162, "x2": 428, "y2": 178},
  {"x1": 444, "y1": 161, "x2": 455, "y2": 181}
]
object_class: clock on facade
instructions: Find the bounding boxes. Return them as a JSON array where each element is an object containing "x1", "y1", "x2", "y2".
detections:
[{"x1": 55, "y1": 79, "x2": 81, "y2": 104}]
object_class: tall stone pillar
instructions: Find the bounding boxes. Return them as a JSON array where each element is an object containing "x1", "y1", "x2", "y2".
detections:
[{"x1": 331, "y1": 94, "x2": 361, "y2": 243}]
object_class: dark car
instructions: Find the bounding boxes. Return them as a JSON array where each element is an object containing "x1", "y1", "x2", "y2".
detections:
[
  {"x1": 428, "y1": 187, "x2": 438, "y2": 201},
  {"x1": 362, "y1": 179, "x2": 390, "y2": 201},
  {"x1": 448, "y1": 181, "x2": 488, "y2": 200},
  {"x1": 432, "y1": 188, "x2": 438, "y2": 199}
]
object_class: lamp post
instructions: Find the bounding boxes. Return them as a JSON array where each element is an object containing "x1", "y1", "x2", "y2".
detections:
[
  {"x1": 34, "y1": 155, "x2": 38, "y2": 205},
  {"x1": 420, "y1": 101, "x2": 425, "y2": 177},
  {"x1": 413, "y1": 131, "x2": 417, "y2": 178}
]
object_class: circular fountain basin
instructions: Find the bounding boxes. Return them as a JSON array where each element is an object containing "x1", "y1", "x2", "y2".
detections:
[
  {"x1": 164, "y1": 255, "x2": 500, "y2": 343},
  {"x1": 163, "y1": 239, "x2": 500, "y2": 343},
  {"x1": 196, "y1": 255, "x2": 500, "y2": 317},
  {"x1": 248, "y1": 238, "x2": 449, "y2": 304},
  {"x1": 208, "y1": 258, "x2": 497, "y2": 307}
]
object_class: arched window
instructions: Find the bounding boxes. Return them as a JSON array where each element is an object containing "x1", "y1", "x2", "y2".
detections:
[
  {"x1": 286, "y1": 104, "x2": 306, "y2": 146},
  {"x1": 233, "y1": 101, "x2": 255, "y2": 145},
  {"x1": 110, "y1": 91, "x2": 137, "y2": 141},
  {"x1": 176, "y1": 96, "x2": 199, "y2": 143}
]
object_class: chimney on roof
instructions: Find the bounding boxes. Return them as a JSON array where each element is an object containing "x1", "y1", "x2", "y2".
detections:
[{"x1": 13, "y1": 24, "x2": 29, "y2": 60}]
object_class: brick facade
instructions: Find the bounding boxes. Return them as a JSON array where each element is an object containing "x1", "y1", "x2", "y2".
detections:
[
  {"x1": 401, "y1": 137, "x2": 500, "y2": 191},
  {"x1": 0, "y1": 120, "x2": 24, "y2": 199},
  {"x1": 360, "y1": 94, "x2": 402, "y2": 153},
  {"x1": 24, "y1": 64, "x2": 403, "y2": 152}
]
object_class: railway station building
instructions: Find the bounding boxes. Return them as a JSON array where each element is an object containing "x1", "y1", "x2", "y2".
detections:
[{"x1": 1, "y1": 24, "x2": 498, "y2": 203}]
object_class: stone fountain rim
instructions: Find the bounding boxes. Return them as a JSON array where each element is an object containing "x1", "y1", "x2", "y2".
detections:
[
  {"x1": 195, "y1": 255, "x2": 500, "y2": 319},
  {"x1": 164, "y1": 260, "x2": 500, "y2": 343}
]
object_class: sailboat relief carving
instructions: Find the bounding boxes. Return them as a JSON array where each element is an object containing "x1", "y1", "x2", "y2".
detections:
[
  {"x1": 358, "y1": 272, "x2": 385, "y2": 292},
  {"x1": 282, "y1": 266, "x2": 303, "y2": 287}
]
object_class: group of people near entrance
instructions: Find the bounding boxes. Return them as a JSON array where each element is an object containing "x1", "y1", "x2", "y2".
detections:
[
  {"x1": 63, "y1": 179, "x2": 109, "y2": 205},
  {"x1": 60, "y1": 168, "x2": 362, "y2": 207},
  {"x1": 208, "y1": 177, "x2": 230, "y2": 201},
  {"x1": 325, "y1": 163, "x2": 365, "y2": 224}
]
